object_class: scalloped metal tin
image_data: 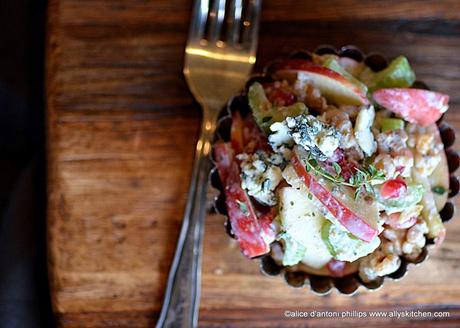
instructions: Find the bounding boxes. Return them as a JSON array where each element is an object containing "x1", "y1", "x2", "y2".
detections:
[{"x1": 210, "y1": 45, "x2": 459, "y2": 295}]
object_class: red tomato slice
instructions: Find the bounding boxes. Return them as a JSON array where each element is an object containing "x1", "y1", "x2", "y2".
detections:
[
  {"x1": 231, "y1": 111, "x2": 245, "y2": 154},
  {"x1": 213, "y1": 142, "x2": 234, "y2": 183},
  {"x1": 380, "y1": 178, "x2": 407, "y2": 199},
  {"x1": 213, "y1": 142, "x2": 271, "y2": 258},
  {"x1": 242, "y1": 114, "x2": 271, "y2": 153},
  {"x1": 373, "y1": 88, "x2": 449, "y2": 127},
  {"x1": 231, "y1": 111, "x2": 270, "y2": 154},
  {"x1": 291, "y1": 153, "x2": 378, "y2": 242}
]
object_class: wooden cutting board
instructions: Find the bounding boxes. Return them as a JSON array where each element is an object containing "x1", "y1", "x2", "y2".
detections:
[{"x1": 47, "y1": 0, "x2": 460, "y2": 326}]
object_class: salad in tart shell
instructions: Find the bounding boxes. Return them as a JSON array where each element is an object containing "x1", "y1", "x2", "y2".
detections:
[{"x1": 213, "y1": 50, "x2": 452, "y2": 284}]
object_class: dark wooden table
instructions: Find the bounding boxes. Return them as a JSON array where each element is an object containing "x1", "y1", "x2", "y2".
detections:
[{"x1": 47, "y1": 1, "x2": 460, "y2": 326}]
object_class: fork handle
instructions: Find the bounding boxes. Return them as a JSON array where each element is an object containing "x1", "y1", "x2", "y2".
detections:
[{"x1": 156, "y1": 112, "x2": 218, "y2": 328}]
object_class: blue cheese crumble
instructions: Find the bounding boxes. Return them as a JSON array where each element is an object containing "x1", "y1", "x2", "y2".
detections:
[
  {"x1": 237, "y1": 151, "x2": 283, "y2": 206},
  {"x1": 268, "y1": 121, "x2": 294, "y2": 160},
  {"x1": 268, "y1": 115, "x2": 340, "y2": 161}
]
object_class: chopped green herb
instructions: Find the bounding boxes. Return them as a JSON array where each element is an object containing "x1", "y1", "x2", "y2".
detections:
[
  {"x1": 432, "y1": 186, "x2": 446, "y2": 195},
  {"x1": 261, "y1": 116, "x2": 273, "y2": 123},
  {"x1": 274, "y1": 215, "x2": 282, "y2": 225},
  {"x1": 303, "y1": 152, "x2": 385, "y2": 200},
  {"x1": 290, "y1": 201, "x2": 294, "y2": 206},
  {"x1": 354, "y1": 188, "x2": 362, "y2": 200},
  {"x1": 364, "y1": 182, "x2": 374, "y2": 193},
  {"x1": 236, "y1": 200, "x2": 249, "y2": 216},
  {"x1": 332, "y1": 162, "x2": 342, "y2": 175},
  {"x1": 308, "y1": 193, "x2": 313, "y2": 200}
]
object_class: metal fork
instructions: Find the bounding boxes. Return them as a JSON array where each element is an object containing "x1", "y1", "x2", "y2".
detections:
[{"x1": 156, "y1": 0, "x2": 261, "y2": 327}]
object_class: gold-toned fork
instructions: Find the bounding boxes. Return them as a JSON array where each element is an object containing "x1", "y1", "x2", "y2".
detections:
[{"x1": 156, "y1": 0, "x2": 261, "y2": 327}]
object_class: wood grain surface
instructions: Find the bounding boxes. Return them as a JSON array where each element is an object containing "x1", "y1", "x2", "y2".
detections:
[{"x1": 46, "y1": 0, "x2": 460, "y2": 326}]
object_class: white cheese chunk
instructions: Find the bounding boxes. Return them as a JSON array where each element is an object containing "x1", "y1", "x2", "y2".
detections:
[{"x1": 354, "y1": 105, "x2": 377, "y2": 157}]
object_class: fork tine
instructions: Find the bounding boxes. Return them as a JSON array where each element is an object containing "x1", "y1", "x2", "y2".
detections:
[
  {"x1": 241, "y1": 0, "x2": 261, "y2": 52},
  {"x1": 207, "y1": 0, "x2": 227, "y2": 43},
  {"x1": 226, "y1": 0, "x2": 243, "y2": 45},
  {"x1": 188, "y1": 0, "x2": 209, "y2": 43}
]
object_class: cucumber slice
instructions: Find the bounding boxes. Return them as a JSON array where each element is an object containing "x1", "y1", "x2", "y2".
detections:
[
  {"x1": 248, "y1": 82, "x2": 307, "y2": 133},
  {"x1": 413, "y1": 170, "x2": 445, "y2": 238},
  {"x1": 248, "y1": 82, "x2": 272, "y2": 129},
  {"x1": 321, "y1": 220, "x2": 337, "y2": 257},
  {"x1": 377, "y1": 183, "x2": 424, "y2": 214},
  {"x1": 321, "y1": 220, "x2": 381, "y2": 262},
  {"x1": 360, "y1": 56, "x2": 416, "y2": 91},
  {"x1": 265, "y1": 102, "x2": 308, "y2": 128},
  {"x1": 380, "y1": 117, "x2": 404, "y2": 132}
]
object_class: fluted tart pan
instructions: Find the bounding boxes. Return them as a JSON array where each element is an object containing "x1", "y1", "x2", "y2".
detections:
[{"x1": 210, "y1": 45, "x2": 459, "y2": 295}]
